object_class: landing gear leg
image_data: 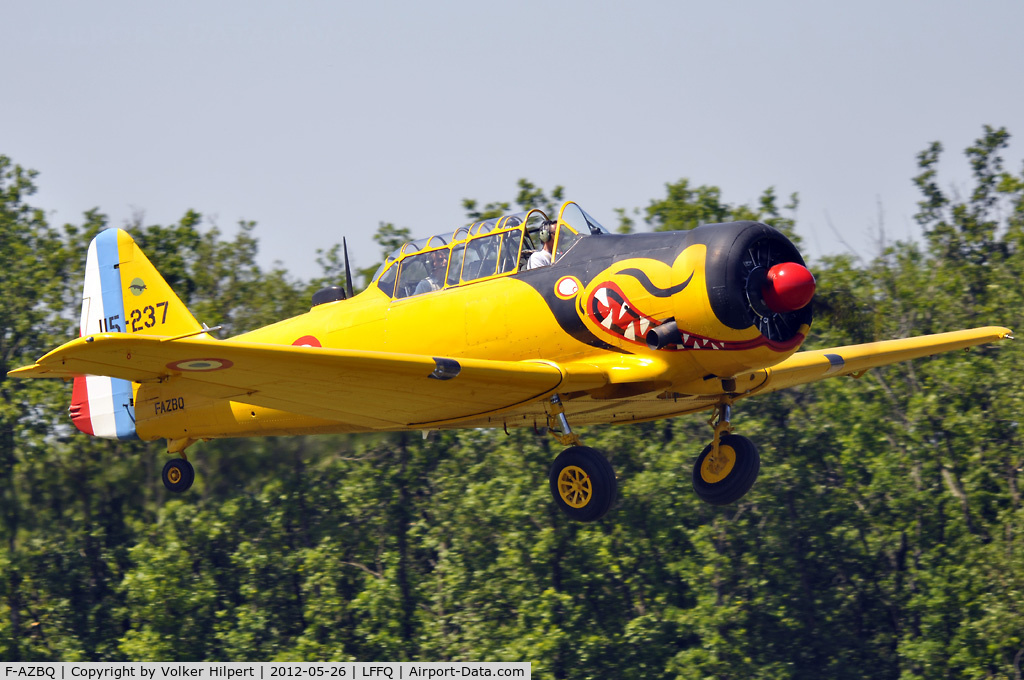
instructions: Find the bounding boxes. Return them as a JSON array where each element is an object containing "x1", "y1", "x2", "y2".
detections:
[
  {"x1": 546, "y1": 395, "x2": 617, "y2": 521},
  {"x1": 547, "y1": 394, "x2": 581, "y2": 446},
  {"x1": 692, "y1": 401, "x2": 760, "y2": 505}
]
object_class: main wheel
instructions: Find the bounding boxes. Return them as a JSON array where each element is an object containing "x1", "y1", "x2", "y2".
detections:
[
  {"x1": 692, "y1": 434, "x2": 759, "y2": 505},
  {"x1": 549, "y1": 446, "x2": 617, "y2": 522},
  {"x1": 162, "y1": 458, "x2": 195, "y2": 493}
]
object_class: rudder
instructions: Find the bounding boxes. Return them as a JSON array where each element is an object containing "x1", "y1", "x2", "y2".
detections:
[{"x1": 71, "y1": 228, "x2": 204, "y2": 439}]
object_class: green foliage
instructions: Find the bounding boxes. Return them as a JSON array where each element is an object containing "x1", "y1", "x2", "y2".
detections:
[
  {"x1": 463, "y1": 179, "x2": 565, "y2": 221},
  {"x1": 2, "y1": 129, "x2": 1023, "y2": 677},
  {"x1": 645, "y1": 180, "x2": 802, "y2": 245}
]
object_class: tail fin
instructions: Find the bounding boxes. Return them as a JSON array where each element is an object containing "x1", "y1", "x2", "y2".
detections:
[{"x1": 71, "y1": 228, "x2": 203, "y2": 439}]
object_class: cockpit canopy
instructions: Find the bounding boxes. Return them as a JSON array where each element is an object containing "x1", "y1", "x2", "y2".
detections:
[{"x1": 372, "y1": 201, "x2": 609, "y2": 299}]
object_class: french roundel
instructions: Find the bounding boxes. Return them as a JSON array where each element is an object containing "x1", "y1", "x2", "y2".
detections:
[{"x1": 166, "y1": 358, "x2": 234, "y2": 372}]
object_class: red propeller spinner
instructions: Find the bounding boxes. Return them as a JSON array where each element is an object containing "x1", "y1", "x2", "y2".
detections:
[{"x1": 761, "y1": 262, "x2": 816, "y2": 314}]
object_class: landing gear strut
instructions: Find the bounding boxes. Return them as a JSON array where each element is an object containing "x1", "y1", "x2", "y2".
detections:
[
  {"x1": 692, "y1": 402, "x2": 760, "y2": 505},
  {"x1": 546, "y1": 395, "x2": 617, "y2": 521}
]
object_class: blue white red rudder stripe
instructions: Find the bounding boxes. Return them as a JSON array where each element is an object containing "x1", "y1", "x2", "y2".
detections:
[
  {"x1": 71, "y1": 229, "x2": 139, "y2": 439},
  {"x1": 69, "y1": 228, "x2": 206, "y2": 439}
]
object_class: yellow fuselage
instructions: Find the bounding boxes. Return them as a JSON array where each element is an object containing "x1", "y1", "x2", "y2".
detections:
[{"x1": 134, "y1": 220, "x2": 812, "y2": 443}]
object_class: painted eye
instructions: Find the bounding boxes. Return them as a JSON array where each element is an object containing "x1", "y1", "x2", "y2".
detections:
[{"x1": 555, "y1": 276, "x2": 580, "y2": 298}]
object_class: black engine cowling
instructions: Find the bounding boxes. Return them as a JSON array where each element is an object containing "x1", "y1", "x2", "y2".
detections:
[{"x1": 691, "y1": 221, "x2": 813, "y2": 344}]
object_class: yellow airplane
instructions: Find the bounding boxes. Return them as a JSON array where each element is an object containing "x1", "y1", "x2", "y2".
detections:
[{"x1": 8, "y1": 201, "x2": 1013, "y2": 521}]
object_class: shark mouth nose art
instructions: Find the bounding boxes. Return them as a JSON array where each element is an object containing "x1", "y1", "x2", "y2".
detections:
[
  {"x1": 587, "y1": 282, "x2": 657, "y2": 343},
  {"x1": 586, "y1": 281, "x2": 803, "y2": 352},
  {"x1": 586, "y1": 282, "x2": 725, "y2": 350}
]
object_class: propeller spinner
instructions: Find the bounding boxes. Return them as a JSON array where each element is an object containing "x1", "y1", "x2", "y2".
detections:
[{"x1": 761, "y1": 262, "x2": 816, "y2": 314}]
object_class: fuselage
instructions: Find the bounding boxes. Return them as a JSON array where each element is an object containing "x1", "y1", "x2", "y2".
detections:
[
  {"x1": 16, "y1": 203, "x2": 1009, "y2": 510},
  {"x1": 134, "y1": 209, "x2": 814, "y2": 443}
]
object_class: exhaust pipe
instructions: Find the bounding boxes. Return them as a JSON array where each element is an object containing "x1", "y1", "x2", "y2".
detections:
[{"x1": 646, "y1": 320, "x2": 681, "y2": 350}]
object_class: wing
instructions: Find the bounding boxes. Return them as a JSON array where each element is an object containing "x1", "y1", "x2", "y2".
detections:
[
  {"x1": 8, "y1": 334, "x2": 608, "y2": 428},
  {"x1": 750, "y1": 326, "x2": 1013, "y2": 395},
  {"x1": 9, "y1": 326, "x2": 1011, "y2": 430},
  {"x1": 438, "y1": 326, "x2": 1013, "y2": 431}
]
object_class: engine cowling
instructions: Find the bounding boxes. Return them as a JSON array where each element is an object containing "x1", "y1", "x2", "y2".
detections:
[{"x1": 696, "y1": 221, "x2": 815, "y2": 346}]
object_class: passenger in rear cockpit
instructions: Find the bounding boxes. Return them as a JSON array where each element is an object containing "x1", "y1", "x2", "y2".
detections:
[{"x1": 526, "y1": 220, "x2": 556, "y2": 270}]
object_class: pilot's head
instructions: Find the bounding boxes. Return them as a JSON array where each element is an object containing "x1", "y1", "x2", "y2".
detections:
[
  {"x1": 539, "y1": 220, "x2": 557, "y2": 249},
  {"x1": 429, "y1": 249, "x2": 448, "y2": 272}
]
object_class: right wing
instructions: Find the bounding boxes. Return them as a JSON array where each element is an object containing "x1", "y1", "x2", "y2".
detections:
[{"x1": 8, "y1": 333, "x2": 608, "y2": 429}]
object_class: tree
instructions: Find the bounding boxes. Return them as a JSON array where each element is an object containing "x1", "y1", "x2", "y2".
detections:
[
  {"x1": 643, "y1": 179, "x2": 801, "y2": 245},
  {"x1": 463, "y1": 179, "x2": 565, "y2": 221},
  {"x1": 0, "y1": 156, "x2": 82, "y2": 659}
]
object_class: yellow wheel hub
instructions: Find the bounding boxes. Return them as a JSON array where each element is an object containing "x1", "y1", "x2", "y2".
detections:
[
  {"x1": 700, "y1": 444, "x2": 736, "y2": 484},
  {"x1": 557, "y1": 465, "x2": 593, "y2": 508},
  {"x1": 167, "y1": 466, "x2": 182, "y2": 484}
]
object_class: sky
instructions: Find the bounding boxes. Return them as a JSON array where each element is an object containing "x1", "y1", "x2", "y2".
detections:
[{"x1": 3, "y1": 0, "x2": 1023, "y2": 280}]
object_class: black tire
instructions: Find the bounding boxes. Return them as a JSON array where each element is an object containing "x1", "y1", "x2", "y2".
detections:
[
  {"x1": 162, "y1": 458, "x2": 195, "y2": 493},
  {"x1": 692, "y1": 434, "x2": 760, "y2": 505},
  {"x1": 549, "y1": 446, "x2": 617, "y2": 522}
]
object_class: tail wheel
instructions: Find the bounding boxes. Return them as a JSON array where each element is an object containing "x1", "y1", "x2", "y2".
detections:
[
  {"x1": 162, "y1": 458, "x2": 195, "y2": 493},
  {"x1": 692, "y1": 434, "x2": 759, "y2": 505},
  {"x1": 549, "y1": 446, "x2": 617, "y2": 522}
]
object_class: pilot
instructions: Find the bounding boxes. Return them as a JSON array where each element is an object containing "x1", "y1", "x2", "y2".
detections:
[
  {"x1": 526, "y1": 220, "x2": 557, "y2": 270},
  {"x1": 414, "y1": 249, "x2": 449, "y2": 294}
]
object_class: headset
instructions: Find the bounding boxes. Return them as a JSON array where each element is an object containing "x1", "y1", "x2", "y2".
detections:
[{"x1": 539, "y1": 220, "x2": 556, "y2": 244}]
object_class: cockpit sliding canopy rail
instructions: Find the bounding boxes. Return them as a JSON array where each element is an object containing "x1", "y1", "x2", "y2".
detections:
[{"x1": 372, "y1": 201, "x2": 610, "y2": 299}]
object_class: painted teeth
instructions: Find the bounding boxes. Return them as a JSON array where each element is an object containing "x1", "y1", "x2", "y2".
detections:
[
  {"x1": 669, "y1": 333, "x2": 725, "y2": 351},
  {"x1": 588, "y1": 284, "x2": 727, "y2": 351}
]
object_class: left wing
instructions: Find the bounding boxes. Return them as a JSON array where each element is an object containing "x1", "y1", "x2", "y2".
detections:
[
  {"x1": 748, "y1": 326, "x2": 1013, "y2": 396},
  {"x1": 439, "y1": 326, "x2": 1014, "y2": 430},
  {"x1": 8, "y1": 333, "x2": 608, "y2": 428}
]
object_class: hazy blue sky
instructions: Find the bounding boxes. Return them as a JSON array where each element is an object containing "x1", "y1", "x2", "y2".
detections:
[{"x1": 4, "y1": 1, "x2": 1022, "y2": 277}]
